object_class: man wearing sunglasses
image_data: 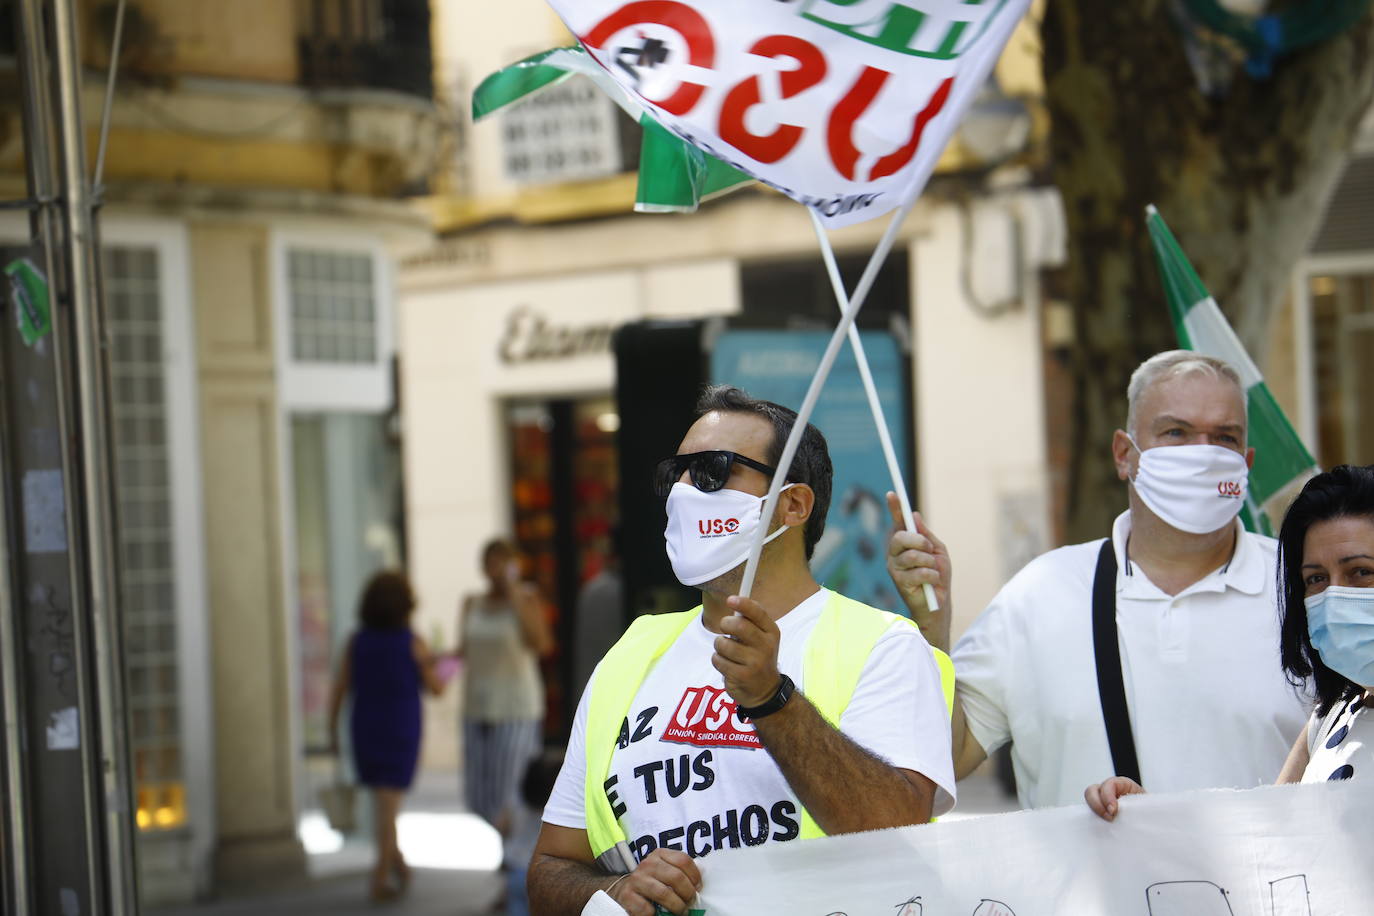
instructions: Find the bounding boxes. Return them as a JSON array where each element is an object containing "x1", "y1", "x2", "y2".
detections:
[{"x1": 530, "y1": 386, "x2": 956, "y2": 916}]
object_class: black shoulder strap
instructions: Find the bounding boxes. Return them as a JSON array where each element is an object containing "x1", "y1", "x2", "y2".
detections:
[{"x1": 1092, "y1": 539, "x2": 1141, "y2": 784}]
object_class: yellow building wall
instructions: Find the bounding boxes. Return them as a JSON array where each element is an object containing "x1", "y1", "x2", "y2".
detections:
[
  {"x1": 81, "y1": 0, "x2": 300, "y2": 82},
  {"x1": 96, "y1": 128, "x2": 393, "y2": 196}
]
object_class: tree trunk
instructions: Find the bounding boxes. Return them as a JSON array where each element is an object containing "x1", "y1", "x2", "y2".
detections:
[{"x1": 1042, "y1": 2, "x2": 1374, "y2": 543}]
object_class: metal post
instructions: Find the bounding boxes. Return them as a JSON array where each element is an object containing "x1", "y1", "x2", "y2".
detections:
[
  {"x1": 0, "y1": 366, "x2": 32, "y2": 916},
  {"x1": 50, "y1": 0, "x2": 140, "y2": 911},
  {"x1": 7, "y1": 0, "x2": 139, "y2": 912},
  {"x1": 4, "y1": 6, "x2": 65, "y2": 909},
  {"x1": 11, "y1": 0, "x2": 103, "y2": 911}
]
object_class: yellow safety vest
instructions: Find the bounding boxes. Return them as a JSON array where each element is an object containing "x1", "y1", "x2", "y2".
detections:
[{"x1": 582, "y1": 590, "x2": 956, "y2": 860}]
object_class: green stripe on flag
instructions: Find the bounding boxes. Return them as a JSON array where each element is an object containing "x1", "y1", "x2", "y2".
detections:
[
  {"x1": 475, "y1": 48, "x2": 752, "y2": 212},
  {"x1": 1148, "y1": 205, "x2": 1212, "y2": 336},
  {"x1": 635, "y1": 117, "x2": 752, "y2": 213},
  {"x1": 1246, "y1": 384, "x2": 1317, "y2": 500},
  {"x1": 1146, "y1": 204, "x2": 1318, "y2": 534},
  {"x1": 472, "y1": 47, "x2": 581, "y2": 121}
]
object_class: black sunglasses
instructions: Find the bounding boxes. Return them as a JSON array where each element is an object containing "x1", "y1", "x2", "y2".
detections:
[{"x1": 654, "y1": 450, "x2": 779, "y2": 498}]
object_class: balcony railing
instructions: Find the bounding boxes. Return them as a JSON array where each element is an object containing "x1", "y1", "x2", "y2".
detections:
[{"x1": 298, "y1": 0, "x2": 433, "y2": 100}]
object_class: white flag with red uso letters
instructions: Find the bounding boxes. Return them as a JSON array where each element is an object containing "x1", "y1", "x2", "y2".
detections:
[{"x1": 545, "y1": 0, "x2": 1031, "y2": 227}]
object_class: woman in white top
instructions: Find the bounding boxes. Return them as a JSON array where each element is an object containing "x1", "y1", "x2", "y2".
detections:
[
  {"x1": 1087, "y1": 465, "x2": 1374, "y2": 818},
  {"x1": 457, "y1": 538, "x2": 553, "y2": 835}
]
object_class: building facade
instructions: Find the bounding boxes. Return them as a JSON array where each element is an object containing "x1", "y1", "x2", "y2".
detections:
[
  {"x1": 405, "y1": 2, "x2": 1374, "y2": 761},
  {"x1": 1, "y1": 0, "x2": 439, "y2": 903},
  {"x1": 402, "y1": 0, "x2": 1060, "y2": 765}
]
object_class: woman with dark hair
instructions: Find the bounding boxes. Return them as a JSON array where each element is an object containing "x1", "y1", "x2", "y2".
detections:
[
  {"x1": 457, "y1": 539, "x2": 552, "y2": 846},
  {"x1": 1271, "y1": 464, "x2": 1374, "y2": 784},
  {"x1": 328, "y1": 570, "x2": 445, "y2": 900},
  {"x1": 1086, "y1": 465, "x2": 1374, "y2": 819}
]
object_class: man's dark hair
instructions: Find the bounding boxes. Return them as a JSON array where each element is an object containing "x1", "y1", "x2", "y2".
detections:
[
  {"x1": 358, "y1": 570, "x2": 416, "y2": 629},
  {"x1": 1277, "y1": 464, "x2": 1374, "y2": 716},
  {"x1": 695, "y1": 385, "x2": 832, "y2": 559}
]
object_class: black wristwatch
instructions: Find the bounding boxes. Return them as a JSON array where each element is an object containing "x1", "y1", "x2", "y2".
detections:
[{"x1": 737, "y1": 674, "x2": 794, "y2": 721}]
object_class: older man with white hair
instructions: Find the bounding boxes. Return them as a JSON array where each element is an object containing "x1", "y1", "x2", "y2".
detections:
[{"x1": 888, "y1": 350, "x2": 1310, "y2": 809}]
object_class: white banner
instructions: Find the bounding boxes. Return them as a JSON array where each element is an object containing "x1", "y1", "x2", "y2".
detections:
[
  {"x1": 695, "y1": 782, "x2": 1374, "y2": 916},
  {"x1": 546, "y1": 0, "x2": 1030, "y2": 227}
]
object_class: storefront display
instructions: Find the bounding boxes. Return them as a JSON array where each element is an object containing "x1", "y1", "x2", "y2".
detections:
[{"x1": 505, "y1": 397, "x2": 619, "y2": 736}]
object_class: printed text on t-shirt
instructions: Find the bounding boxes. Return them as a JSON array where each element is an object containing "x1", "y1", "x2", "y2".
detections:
[{"x1": 663, "y1": 685, "x2": 759, "y2": 749}]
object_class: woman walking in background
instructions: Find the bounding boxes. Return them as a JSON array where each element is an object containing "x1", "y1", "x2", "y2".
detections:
[
  {"x1": 329, "y1": 571, "x2": 445, "y2": 902},
  {"x1": 458, "y1": 539, "x2": 552, "y2": 844}
]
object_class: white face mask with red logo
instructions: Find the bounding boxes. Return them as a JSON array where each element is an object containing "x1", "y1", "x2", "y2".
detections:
[
  {"x1": 1128, "y1": 437, "x2": 1249, "y2": 535},
  {"x1": 664, "y1": 482, "x2": 793, "y2": 586}
]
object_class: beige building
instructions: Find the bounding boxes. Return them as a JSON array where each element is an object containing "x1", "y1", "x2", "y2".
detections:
[
  {"x1": 402, "y1": 0, "x2": 1061, "y2": 760},
  {"x1": 1, "y1": 0, "x2": 440, "y2": 904},
  {"x1": 404, "y1": 0, "x2": 1374, "y2": 750}
]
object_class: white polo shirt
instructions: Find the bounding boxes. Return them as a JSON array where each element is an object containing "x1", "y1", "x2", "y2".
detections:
[{"x1": 953, "y1": 511, "x2": 1310, "y2": 809}]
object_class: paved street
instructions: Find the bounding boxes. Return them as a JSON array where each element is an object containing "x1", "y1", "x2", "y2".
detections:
[
  {"x1": 151, "y1": 771, "x2": 506, "y2": 915},
  {"x1": 151, "y1": 868, "x2": 503, "y2": 916}
]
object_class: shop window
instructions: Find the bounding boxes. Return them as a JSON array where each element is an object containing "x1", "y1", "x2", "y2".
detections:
[
  {"x1": 106, "y1": 244, "x2": 185, "y2": 832},
  {"x1": 292, "y1": 412, "x2": 404, "y2": 755},
  {"x1": 506, "y1": 397, "x2": 620, "y2": 738},
  {"x1": 500, "y1": 76, "x2": 643, "y2": 186},
  {"x1": 1309, "y1": 272, "x2": 1374, "y2": 467},
  {"x1": 739, "y1": 249, "x2": 910, "y2": 329},
  {"x1": 286, "y1": 249, "x2": 378, "y2": 364},
  {"x1": 290, "y1": 411, "x2": 403, "y2": 854}
]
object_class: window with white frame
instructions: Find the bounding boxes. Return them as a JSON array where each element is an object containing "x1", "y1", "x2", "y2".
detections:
[
  {"x1": 1308, "y1": 272, "x2": 1374, "y2": 468},
  {"x1": 286, "y1": 248, "x2": 378, "y2": 364},
  {"x1": 106, "y1": 244, "x2": 186, "y2": 832}
]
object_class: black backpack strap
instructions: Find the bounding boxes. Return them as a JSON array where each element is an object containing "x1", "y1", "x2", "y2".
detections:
[{"x1": 1092, "y1": 538, "x2": 1141, "y2": 784}]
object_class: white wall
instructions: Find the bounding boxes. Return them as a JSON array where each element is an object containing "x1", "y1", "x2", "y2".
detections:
[
  {"x1": 912, "y1": 191, "x2": 1061, "y2": 641},
  {"x1": 436, "y1": 0, "x2": 572, "y2": 201},
  {"x1": 402, "y1": 258, "x2": 739, "y2": 769}
]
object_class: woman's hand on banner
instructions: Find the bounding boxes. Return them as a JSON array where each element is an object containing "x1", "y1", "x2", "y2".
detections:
[
  {"x1": 1084, "y1": 776, "x2": 1147, "y2": 821},
  {"x1": 715, "y1": 595, "x2": 783, "y2": 709}
]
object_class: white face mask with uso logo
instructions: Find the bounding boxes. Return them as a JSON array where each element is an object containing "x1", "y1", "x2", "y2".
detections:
[
  {"x1": 664, "y1": 482, "x2": 794, "y2": 586},
  {"x1": 1128, "y1": 438, "x2": 1249, "y2": 535}
]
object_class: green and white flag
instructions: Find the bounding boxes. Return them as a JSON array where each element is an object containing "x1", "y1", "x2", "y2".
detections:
[
  {"x1": 546, "y1": 0, "x2": 1029, "y2": 228},
  {"x1": 472, "y1": 46, "x2": 752, "y2": 214},
  {"x1": 1147, "y1": 204, "x2": 1318, "y2": 536}
]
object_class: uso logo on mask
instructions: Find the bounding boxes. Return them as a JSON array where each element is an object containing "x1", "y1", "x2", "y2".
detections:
[
  {"x1": 1217, "y1": 480, "x2": 1244, "y2": 499},
  {"x1": 697, "y1": 518, "x2": 741, "y2": 537}
]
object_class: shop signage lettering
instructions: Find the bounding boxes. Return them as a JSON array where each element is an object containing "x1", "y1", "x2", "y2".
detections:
[{"x1": 498, "y1": 305, "x2": 615, "y2": 364}]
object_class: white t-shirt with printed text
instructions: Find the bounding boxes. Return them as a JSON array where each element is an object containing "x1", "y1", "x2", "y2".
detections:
[{"x1": 543, "y1": 589, "x2": 956, "y2": 862}]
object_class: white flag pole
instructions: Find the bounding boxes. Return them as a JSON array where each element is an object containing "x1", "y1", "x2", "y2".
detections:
[
  {"x1": 739, "y1": 199, "x2": 917, "y2": 599},
  {"x1": 808, "y1": 208, "x2": 939, "y2": 613}
]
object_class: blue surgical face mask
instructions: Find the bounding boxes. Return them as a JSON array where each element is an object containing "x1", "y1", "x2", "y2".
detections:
[{"x1": 1306, "y1": 585, "x2": 1374, "y2": 687}]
